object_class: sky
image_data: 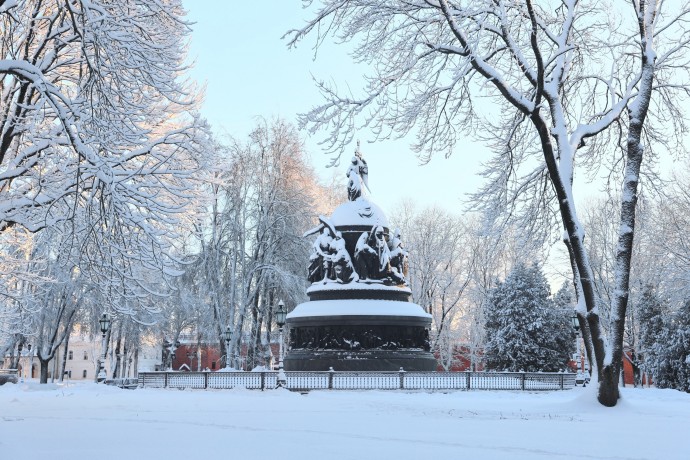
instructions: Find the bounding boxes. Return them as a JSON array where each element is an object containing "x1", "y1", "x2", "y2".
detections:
[
  {"x1": 2, "y1": 381, "x2": 689, "y2": 459},
  {"x1": 181, "y1": 1, "x2": 487, "y2": 214}
]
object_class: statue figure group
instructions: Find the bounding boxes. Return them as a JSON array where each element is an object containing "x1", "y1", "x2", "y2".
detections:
[
  {"x1": 354, "y1": 226, "x2": 407, "y2": 284},
  {"x1": 305, "y1": 140, "x2": 408, "y2": 286},
  {"x1": 307, "y1": 223, "x2": 408, "y2": 285},
  {"x1": 307, "y1": 227, "x2": 358, "y2": 284}
]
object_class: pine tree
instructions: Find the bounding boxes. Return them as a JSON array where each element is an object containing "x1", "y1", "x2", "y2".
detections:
[
  {"x1": 484, "y1": 263, "x2": 574, "y2": 372},
  {"x1": 655, "y1": 300, "x2": 690, "y2": 392},
  {"x1": 637, "y1": 285, "x2": 665, "y2": 383}
]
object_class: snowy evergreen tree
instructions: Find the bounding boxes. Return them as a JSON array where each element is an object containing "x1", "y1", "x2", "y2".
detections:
[
  {"x1": 637, "y1": 285, "x2": 666, "y2": 383},
  {"x1": 654, "y1": 300, "x2": 690, "y2": 393},
  {"x1": 484, "y1": 264, "x2": 573, "y2": 372},
  {"x1": 553, "y1": 282, "x2": 575, "y2": 313}
]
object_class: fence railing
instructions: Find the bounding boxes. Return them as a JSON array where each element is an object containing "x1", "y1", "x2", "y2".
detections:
[
  {"x1": 138, "y1": 370, "x2": 576, "y2": 391},
  {"x1": 0, "y1": 368, "x2": 19, "y2": 385},
  {"x1": 104, "y1": 378, "x2": 139, "y2": 389}
]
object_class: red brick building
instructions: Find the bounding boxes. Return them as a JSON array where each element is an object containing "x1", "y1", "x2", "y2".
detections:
[{"x1": 171, "y1": 343, "x2": 279, "y2": 371}]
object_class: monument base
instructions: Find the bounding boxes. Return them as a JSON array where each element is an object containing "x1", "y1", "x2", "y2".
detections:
[{"x1": 283, "y1": 350, "x2": 437, "y2": 372}]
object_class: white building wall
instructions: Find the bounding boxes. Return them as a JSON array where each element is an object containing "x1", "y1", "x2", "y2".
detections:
[{"x1": 3, "y1": 335, "x2": 163, "y2": 380}]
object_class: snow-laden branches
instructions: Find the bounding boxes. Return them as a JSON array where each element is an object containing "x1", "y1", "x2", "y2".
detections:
[
  {"x1": 0, "y1": 1, "x2": 209, "y2": 342},
  {"x1": 0, "y1": 0, "x2": 204, "y2": 234}
]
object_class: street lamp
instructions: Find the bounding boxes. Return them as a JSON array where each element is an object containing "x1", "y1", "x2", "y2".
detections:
[
  {"x1": 27, "y1": 344, "x2": 34, "y2": 381},
  {"x1": 169, "y1": 340, "x2": 179, "y2": 371},
  {"x1": 116, "y1": 351, "x2": 122, "y2": 380},
  {"x1": 571, "y1": 312, "x2": 585, "y2": 385},
  {"x1": 274, "y1": 299, "x2": 287, "y2": 388},
  {"x1": 98, "y1": 313, "x2": 111, "y2": 383},
  {"x1": 223, "y1": 325, "x2": 233, "y2": 370}
]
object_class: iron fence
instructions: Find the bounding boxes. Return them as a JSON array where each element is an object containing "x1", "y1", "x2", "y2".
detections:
[{"x1": 137, "y1": 370, "x2": 575, "y2": 391}]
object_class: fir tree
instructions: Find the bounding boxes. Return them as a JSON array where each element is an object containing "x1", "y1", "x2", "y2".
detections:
[
  {"x1": 655, "y1": 300, "x2": 690, "y2": 392},
  {"x1": 637, "y1": 285, "x2": 665, "y2": 382},
  {"x1": 484, "y1": 264, "x2": 574, "y2": 372}
]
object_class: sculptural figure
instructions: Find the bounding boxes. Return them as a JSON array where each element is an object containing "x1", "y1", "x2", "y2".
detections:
[
  {"x1": 308, "y1": 227, "x2": 333, "y2": 282},
  {"x1": 327, "y1": 232, "x2": 358, "y2": 283},
  {"x1": 372, "y1": 225, "x2": 391, "y2": 274},
  {"x1": 388, "y1": 228, "x2": 409, "y2": 281},
  {"x1": 346, "y1": 141, "x2": 369, "y2": 201},
  {"x1": 354, "y1": 231, "x2": 378, "y2": 280}
]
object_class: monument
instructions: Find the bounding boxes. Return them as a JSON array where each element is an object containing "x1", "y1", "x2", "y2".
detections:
[{"x1": 284, "y1": 143, "x2": 437, "y2": 371}]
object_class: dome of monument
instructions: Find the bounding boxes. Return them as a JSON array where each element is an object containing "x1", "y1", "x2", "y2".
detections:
[{"x1": 330, "y1": 197, "x2": 389, "y2": 228}]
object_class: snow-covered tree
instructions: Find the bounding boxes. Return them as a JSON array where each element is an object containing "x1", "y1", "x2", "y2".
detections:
[
  {"x1": 654, "y1": 299, "x2": 690, "y2": 392},
  {"x1": 391, "y1": 203, "x2": 470, "y2": 369},
  {"x1": 484, "y1": 263, "x2": 573, "y2": 372},
  {"x1": 637, "y1": 285, "x2": 665, "y2": 383},
  {"x1": 0, "y1": 0, "x2": 204, "y2": 233},
  {"x1": 0, "y1": 0, "x2": 209, "y2": 365},
  {"x1": 288, "y1": 0, "x2": 690, "y2": 406},
  {"x1": 174, "y1": 119, "x2": 328, "y2": 370}
]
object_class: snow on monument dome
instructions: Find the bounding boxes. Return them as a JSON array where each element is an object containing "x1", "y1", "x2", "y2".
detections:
[{"x1": 330, "y1": 197, "x2": 389, "y2": 228}]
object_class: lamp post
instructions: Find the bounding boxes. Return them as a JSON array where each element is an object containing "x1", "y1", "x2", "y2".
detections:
[
  {"x1": 98, "y1": 313, "x2": 111, "y2": 383},
  {"x1": 274, "y1": 299, "x2": 287, "y2": 388},
  {"x1": 169, "y1": 340, "x2": 178, "y2": 370},
  {"x1": 571, "y1": 312, "x2": 585, "y2": 385},
  {"x1": 223, "y1": 325, "x2": 233, "y2": 370},
  {"x1": 27, "y1": 344, "x2": 34, "y2": 381}
]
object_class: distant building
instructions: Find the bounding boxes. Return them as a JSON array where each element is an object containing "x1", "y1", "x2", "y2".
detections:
[{"x1": 2, "y1": 333, "x2": 162, "y2": 381}]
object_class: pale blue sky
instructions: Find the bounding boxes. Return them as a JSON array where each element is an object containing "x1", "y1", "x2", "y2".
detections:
[{"x1": 182, "y1": 1, "x2": 485, "y2": 213}]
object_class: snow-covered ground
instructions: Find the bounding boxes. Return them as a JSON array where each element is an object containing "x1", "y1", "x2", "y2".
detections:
[{"x1": 1, "y1": 381, "x2": 688, "y2": 459}]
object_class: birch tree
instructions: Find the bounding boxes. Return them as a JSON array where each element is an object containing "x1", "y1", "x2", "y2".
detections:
[{"x1": 288, "y1": 0, "x2": 690, "y2": 406}]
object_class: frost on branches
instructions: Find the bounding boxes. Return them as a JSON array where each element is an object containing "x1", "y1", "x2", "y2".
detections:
[{"x1": 0, "y1": 1, "x2": 206, "y2": 359}]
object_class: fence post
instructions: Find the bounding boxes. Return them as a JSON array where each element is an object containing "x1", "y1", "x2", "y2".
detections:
[
  {"x1": 164, "y1": 372, "x2": 168, "y2": 388},
  {"x1": 328, "y1": 367, "x2": 334, "y2": 390},
  {"x1": 261, "y1": 372, "x2": 265, "y2": 391},
  {"x1": 466, "y1": 372, "x2": 471, "y2": 390},
  {"x1": 399, "y1": 367, "x2": 405, "y2": 389},
  {"x1": 559, "y1": 373, "x2": 564, "y2": 390},
  {"x1": 204, "y1": 372, "x2": 209, "y2": 389},
  {"x1": 521, "y1": 372, "x2": 526, "y2": 391}
]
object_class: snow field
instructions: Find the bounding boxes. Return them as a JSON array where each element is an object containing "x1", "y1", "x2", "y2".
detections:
[{"x1": 1, "y1": 381, "x2": 688, "y2": 459}]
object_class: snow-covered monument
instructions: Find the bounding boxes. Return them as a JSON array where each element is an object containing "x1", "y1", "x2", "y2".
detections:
[{"x1": 284, "y1": 143, "x2": 436, "y2": 371}]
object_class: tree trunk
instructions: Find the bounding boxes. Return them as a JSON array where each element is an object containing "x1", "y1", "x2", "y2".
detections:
[
  {"x1": 599, "y1": 6, "x2": 657, "y2": 406},
  {"x1": 10, "y1": 337, "x2": 24, "y2": 370},
  {"x1": 113, "y1": 331, "x2": 122, "y2": 379},
  {"x1": 39, "y1": 359, "x2": 50, "y2": 384},
  {"x1": 529, "y1": 111, "x2": 612, "y2": 404},
  {"x1": 563, "y1": 237, "x2": 593, "y2": 371},
  {"x1": 59, "y1": 332, "x2": 70, "y2": 382}
]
